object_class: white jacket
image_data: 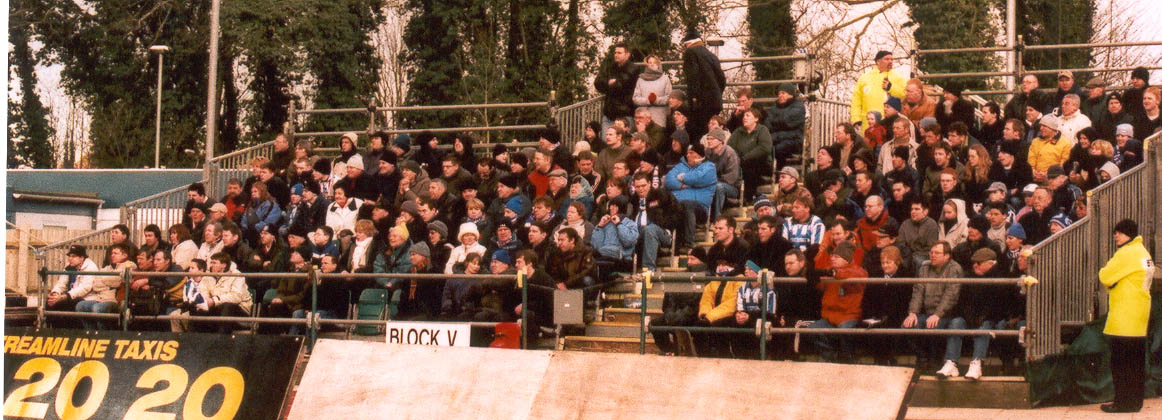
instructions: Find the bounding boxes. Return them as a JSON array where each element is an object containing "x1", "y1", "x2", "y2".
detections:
[
  {"x1": 444, "y1": 243, "x2": 487, "y2": 274},
  {"x1": 633, "y1": 71, "x2": 673, "y2": 127},
  {"x1": 326, "y1": 197, "x2": 364, "y2": 234},
  {"x1": 172, "y1": 240, "x2": 199, "y2": 269},
  {"x1": 71, "y1": 261, "x2": 135, "y2": 302},
  {"x1": 52, "y1": 258, "x2": 99, "y2": 295}
]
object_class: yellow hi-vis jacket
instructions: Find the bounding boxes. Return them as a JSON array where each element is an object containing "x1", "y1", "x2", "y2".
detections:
[{"x1": 1099, "y1": 236, "x2": 1154, "y2": 337}]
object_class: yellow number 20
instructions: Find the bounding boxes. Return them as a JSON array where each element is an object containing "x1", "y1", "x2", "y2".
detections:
[{"x1": 2, "y1": 357, "x2": 62, "y2": 419}]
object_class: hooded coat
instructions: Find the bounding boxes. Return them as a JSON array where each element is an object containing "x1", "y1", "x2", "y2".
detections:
[
  {"x1": 633, "y1": 67, "x2": 673, "y2": 127},
  {"x1": 938, "y1": 198, "x2": 970, "y2": 249}
]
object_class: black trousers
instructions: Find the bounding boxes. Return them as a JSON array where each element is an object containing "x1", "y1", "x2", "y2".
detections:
[{"x1": 1107, "y1": 334, "x2": 1146, "y2": 410}]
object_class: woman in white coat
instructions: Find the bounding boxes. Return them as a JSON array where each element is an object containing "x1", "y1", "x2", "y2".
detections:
[{"x1": 633, "y1": 55, "x2": 672, "y2": 128}]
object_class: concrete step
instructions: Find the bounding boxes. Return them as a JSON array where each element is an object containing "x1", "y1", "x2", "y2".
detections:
[
  {"x1": 602, "y1": 292, "x2": 663, "y2": 309},
  {"x1": 602, "y1": 307, "x2": 663, "y2": 324},
  {"x1": 562, "y1": 336, "x2": 658, "y2": 354},
  {"x1": 907, "y1": 375, "x2": 1030, "y2": 409},
  {"x1": 585, "y1": 321, "x2": 643, "y2": 338}
]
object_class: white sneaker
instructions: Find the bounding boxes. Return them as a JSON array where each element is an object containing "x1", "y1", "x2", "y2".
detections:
[
  {"x1": 935, "y1": 360, "x2": 959, "y2": 378},
  {"x1": 965, "y1": 359, "x2": 983, "y2": 380}
]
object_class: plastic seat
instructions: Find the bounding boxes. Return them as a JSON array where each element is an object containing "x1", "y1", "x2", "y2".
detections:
[{"x1": 354, "y1": 288, "x2": 390, "y2": 336}]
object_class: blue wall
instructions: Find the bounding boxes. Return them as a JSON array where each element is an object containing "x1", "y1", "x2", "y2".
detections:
[{"x1": 6, "y1": 169, "x2": 203, "y2": 223}]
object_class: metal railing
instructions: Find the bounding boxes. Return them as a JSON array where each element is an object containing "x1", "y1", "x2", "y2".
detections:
[
  {"x1": 32, "y1": 228, "x2": 121, "y2": 293},
  {"x1": 38, "y1": 268, "x2": 531, "y2": 352},
  {"x1": 287, "y1": 99, "x2": 553, "y2": 143},
  {"x1": 121, "y1": 183, "x2": 195, "y2": 245},
  {"x1": 635, "y1": 271, "x2": 1029, "y2": 360},
  {"x1": 554, "y1": 96, "x2": 605, "y2": 151}
]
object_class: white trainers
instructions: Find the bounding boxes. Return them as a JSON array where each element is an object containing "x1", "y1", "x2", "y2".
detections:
[
  {"x1": 935, "y1": 360, "x2": 959, "y2": 378},
  {"x1": 965, "y1": 359, "x2": 983, "y2": 380}
]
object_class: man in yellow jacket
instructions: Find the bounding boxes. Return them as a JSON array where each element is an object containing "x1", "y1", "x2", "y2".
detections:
[
  {"x1": 1026, "y1": 114, "x2": 1072, "y2": 182},
  {"x1": 851, "y1": 51, "x2": 907, "y2": 129},
  {"x1": 695, "y1": 264, "x2": 743, "y2": 357},
  {"x1": 1099, "y1": 219, "x2": 1154, "y2": 413}
]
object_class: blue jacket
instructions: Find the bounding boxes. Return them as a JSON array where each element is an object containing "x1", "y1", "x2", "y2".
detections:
[
  {"x1": 372, "y1": 241, "x2": 413, "y2": 287},
  {"x1": 242, "y1": 200, "x2": 282, "y2": 233},
  {"x1": 590, "y1": 217, "x2": 639, "y2": 261},
  {"x1": 664, "y1": 157, "x2": 717, "y2": 211}
]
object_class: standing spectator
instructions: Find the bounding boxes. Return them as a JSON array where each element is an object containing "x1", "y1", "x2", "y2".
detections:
[
  {"x1": 934, "y1": 88, "x2": 975, "y2": 131},
  {"x1": 726, "y1": 87, "x2": 766, "y2": 133},
  {"x1": 1005, "y1": 75, "x2": 1045, "y2": 119},
  {"x1": 1098, "y1": 219, "x2": 1153, "y2": 413},
  {"x1": 241, "y1": 182, "x2": 282, "y2": 246},
  {"x1": 705, "y1": 129, "x2": 741, "y2": 216},
  {"x1": 1132, "y1": 87, "x2": 1161, "y2": 140},
  {"x1": 596, "y1": 128, "x2": 632, "y2": 182},
  {"x1": 767, "y1": 83, "x2": 807, "y2": 169},
  {"x1": 681, "y1": 29, "x2": 726, "y2": 143},
  {"x1": 1051, "y1": 71, "x2": 1085, "y2": 111},
  {"x1": 902, "y1": 79, "x2": 935, "y2": 125},
  {"x1": 972, "y1": 102, "x2": 1005, "y2": 151},
  {"x1": 595, "y1": 43, "x2": 640, "y2": 133},
  {"x1": 1082, "y1": 77, "x2": 1109, "y2": 121},
  {"x1": 665, "y1": 143, "x2": 717, "y2": 249},
  {"x1": 1122, "y1": 67, "x2": 1151, "y2": 117},
  {"x1": 903, "y1": 241, "x2": 965, "y2": 376},
  {"x1": 851, "y1": 51, "x2": 907, "y2": 129},
  {"x1": 220, "y1": 179, "x2": 247, "y2": 223},
  {"x1": 731, "y1": 261, "x2": 777, "y2": 359},
  {"x1": 1096, "y1": 93, "x2": 1136, "y2": 141},
  {"x1": 633, "y1": 55, "x2": 672, "y2": 128},
  {"x1": 728, "y1": 110, "x2": 772, "y2": 202}
]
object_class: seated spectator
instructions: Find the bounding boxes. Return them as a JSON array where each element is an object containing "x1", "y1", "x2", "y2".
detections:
[
  {"x1": 630, "y1": 173, "x2": 682, "y2": 271},
  {"x1": 520, "y1": 197, "x2": 564, "y2": 243},
  {"x1": 778, "y1": 249, "x2": 820, "y2": 333},
  {"x1": 862, "y1": 245, "x2": 913, "y2": 364},
  {"x1": 747, "y1": 215, "x2": 793, "y2": 275},
  {"x1": 632, "y1": 107, "x2": 665, "y2": 153},
  {"x1": 808, "y1": 242, "x2": 867, "y2": 363},
  {"x1": 1028, "y1": 114, "x2": 1072, "y2": 183},
  {"x1": 856, "y1": 195, "x2": 893, "y2": 250},
  {"x1": 221, "y1": 178, "x2": 247, "y2": 223},
  {"x1": 956, "y1": 248, "x2": 1020, "y2": 380},
  {"x1": 148, "y1": 249, "x2": 188, "y2": 314},
  {"x1": 665, "y1": 143, "x2": 716, "y2": 249},
  {"x1": 470, "y1": 250, "x2": 519, "y2": 322},
  {"x1": 561, "y1": 176, "x2": 596, "y2": 220},
  {"x1": 268, "y1": 248, "x2": 311, "y2": 332},
  {"x1": 555, "y1": 202, "x2": 595, "y2": 248},
  {"x1": 885, "y1": 179, "x2": 919, "y2": 223},
  {"x1": 813, "y1": 175, "x2": 862, "y2": 224},
  {"x1": 139, "y1": 224, "x2": 170, "y2": 258},
  {"x1": 196, "y1": 221, "x2": 225, "y2": 263},
  {"x1": 325, "y1": 186, "x2": 364, "y2": 235},
  {"x1": 952, "y1": 216, "x2": 1002, "y2": 269},
  {"x1": 706, "y1": 216, "x2": 750, "y2": 275},
  {"x1": 878, "y1": 119, "x2": 920, "y2": 176},
  {"x1": 596, "y1": 127, "x2": 632, "y2": 181},
  {"x1": 849, "y1": 170, "x2": 883, "y2": 211},
  {"x1": 75, "y1": 243, "x2": 135, "y2": 330},
  {"x1": 772, "y1": 167, "x2": 811, "y2": 219},
  {"x1": 188, "y1": 252, "x2": 253, "y2": 333},
  {"x1": 937, "y1": 199, "x2": 969, "y2": 249},
  {"x1": 804, "y1": 146, "x2": 844, "y2": 197},
  {"x1": 983, "y1": 202, "x2": 1011, "y2": 244},
  {"x1": 1113, "y1": 124, "x2": 1144, "y2": 172},
  {"x1": 591, "y1": 196, "x2": 639, "y2": 276},
  {"x1": 989, "y1": 143, "x2": 1033, "y2": 206},
  {"x1": 488, "y1": 220, "x2": 523, "y2": 258},
  {"x1": 705, "y1": 129, "x2": 741, "y2": 216},
  {"x1": 903, "y1": 241, "x2": 965, "y2": 376},
  {"x1": 1096, "y1": 93, "x2": 1135, "y2": 141},
  {"x1": 972, "y1": 102, "x2": 1005, "y2": 151},
  {"x1": 900, "y1": 199, "x2": 939, "y2": 268},
  {"x1": 372, "y1": 224, "x2": 413, "y2": 287},
  {"x1": 424, "y1": 221, "x2": 454, "y2": 271},
  {"x1": 46, "y1": 246, "x2": 100, "y2": 328},
  {"x1": 727, "y1": 109, "x2": 771, "y2": 202},
  {"x1": 445, "y1": 223, "x2": 487, "y2": 274},
  {"x1": 741, "y1": 197, "x2": 780, "y2": 247},
  {"x1": 935, "y1": 88, "x2": 976, "y2": 131},
  {"x1": 574, "y1": 152, "x2": 602, "y2": 191},
  {"x1": 186, "y1": 204, "x2": 209, "y2": 247},
  {"x1": 523, "y1": 222, "x2": 558, "y2": 268},
  {"x1": 168, "y1": 224, "x2": 198, "y2": 270},
  {"x1": 389, "y1": 241, "x2": 442, "y2": 320},
  {"x1": 310, "y1": 226, "x2": 341, "y2": 262},
  {"x1": 513, "y1": 250, "x2": 555, "y2": 338},
  {"x1": 441, "y1": 253, "x2": 484, "y2": 320},
  {"x1": 731, "y1": 260, "x2": 777, "y2": 359},
  {"x1": 594, "y1": 169, "x2": 630, "y2": 218},
  {"x1": 864, "y1": 111, "x2": 887, "y2": 151},
  {"x1": 1016, "y1": 187, "x2": 1056, "y2": 245},
  {"x1": 548, "y1": 228, "x2": 596, "y2": 289},
  {"x1": 693, "y1": 258, "x2": 744, "y2": 357},
  {"x1": 782, "y1": 197, "x2": 825, "y2": 251}
]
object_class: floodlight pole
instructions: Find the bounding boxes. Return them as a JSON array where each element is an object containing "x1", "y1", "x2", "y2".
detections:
[
  {"x1": 150, "y1": 45, "x2": 170, "y2": 168},
  {"x1": 205, "y1": 0, "x2": 220, "y2": 163}
]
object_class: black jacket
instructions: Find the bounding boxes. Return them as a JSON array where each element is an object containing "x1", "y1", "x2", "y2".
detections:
[
  {"x1": 631, "y1": 188, "x2": 684, "y2": 231},
  {"x1": 594, "y1": 60, "x2": 641, "y2": 120},
  {"x1": 682, "y1": 45, "x2": 726, "y2": 119}
]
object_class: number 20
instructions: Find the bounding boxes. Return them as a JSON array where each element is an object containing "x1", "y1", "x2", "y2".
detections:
[{"x1": 3, "y1": 358, "x2": 243, "y2": 420}]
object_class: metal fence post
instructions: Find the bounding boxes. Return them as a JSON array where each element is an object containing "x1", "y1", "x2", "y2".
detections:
[
  {"x1": 640, "y1": 270, "x2": 650, "y2": 355},
  {"x1": 286, "y1": 100, "x2": 297, "y2": 137},
  {"x1": 309, "y1": 266, "x2": 320, "y2": 352},
  {"x1": 122, "y1": 267, "x2": 132, "y2": 331},
  {"x1": 760, "y1": 270, "x2": 769, "y2": 361},
  {"x1": 519, "y1": 271, "x2": 527, "y2": 350},
  {"x1": 37, "y1": 266, "x2": 48, "y2": 328}
]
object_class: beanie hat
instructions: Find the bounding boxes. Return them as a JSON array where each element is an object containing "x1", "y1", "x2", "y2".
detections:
[
  {"x1": 832, "y1": 242, "x2": 856, "y2": 262},
  {"x1": 67, "y1": 245, "x2": 88, "y2": 258},
  {"x1": 495, "y1": 219, "x2": 517, "y2": 233},
  {"x1": 877, "y1": 218, "x2": 900, "y2": 237},
  {"x1": 777, "y1": 83, "x2": 797, "y2": 97},
  {"x1": 1114, "y1": 218, "x2": 1138, "y2": 238},
  {"x1": 492, "y1": 249, "x2": 513, "y2": 266},
  {"x1": 572, "y1": 141, "x2": 592, "y2": 157},
  {"x1": 312, "y1": 159, "x2": 331, "y2": 175},
  {"x1": 288, "y1": 223, "x2": 309, "y2": 238},
  {"x1": 455, "y1": 178, "x2": 478, "y2": 192},
  {"x1": 401, "y1": 161, "x2": 421, "y2": 175},
  {"x1": 1050, "y1": 213, "x2": 1072, "y2": 229},
  {"x1": 1038, "y1": 114, "x2": 1059, "y2": 131},
  {"x1": 341, "y1": 132, "x2": 359, "y2": 143},
  {"x1": 499, "y1": 174, "x2": 522, "y2": 189},
  {"x1": 682, "y1": 28, "x2": 701, "y2": 43},
  {"x1": 291, "y1": 183, "x2": 304, "y2": 196},
  {"x1": 753, "y1": 196, "x2": 773, "y2": 211},
  {"x1": 457, "y1": 222, "x2": 480, "y2": 243},
  {"x1": 427, "y1": 221, "x2": 448, "y2": 240},
  {"x1": 510, "y1": 153, "x2": 529, "y2": 168},
  {"x1": 687, "y1": 142, "x2": 706, "y2": 157},
  {"x1": 1108, "y1": 92, "x2": 1123, "y2": 103},
  {"x1": 290, "y1": 246, "x2": 313, "y2": 262},
  {"x1": 707, "y1": 129, "x2": 730, "y2": 143},
  {"x1": 884, "y1": 97, "x2": 902, "y2": 112},
  {"x1": 779, "y1": 166, "x2": 800, "y2": 180},
  {"x1": 971, "y1": 248, "x2": 997, "y2": 263},
  {"x1": 393, "y1": 133, "x2": 411, "y2": 150},
  {"x1": 641, "y1": 150, "x2": 661, "y2": 166},
  {"x1": 1116, "y1": 124, "x2": 1134, "y2": 137},
  {"x1": 400, "y1": 200, "x2": 420, "y2": 218},
  {"x1": 505, "y1": 196, "x2": 526, "y2": 215},
  {"x1": 1007, "y1": 223, "x2": 1027, "y2": 241},
  {"x1": 380, "y1": 150, "x2": 399, "y2": 166},
  {"x1": 492, "y1": 143, "x2": 508, "y2": 157},
  {"x1": 540, "y1": 128, "x2": 561, "y2": 144},
  {"x1": 1131, "y1": 67, "x2": 1149, "y2": 82},
  {"x1": 347, "y1": 154, "x2": 365, "y2": 171},
  {"x1": 969, "y1": 215, "x2": 990, "y2": 234},
  {"x1": 745, "y1": 260, "x2": 762, "y2": 274},
  {"x1": 409, "y1": 241, "x2": 431, "y2": 259},
  {"x1": 670, "y1": 129, "x2": 690, "y2": 147}
]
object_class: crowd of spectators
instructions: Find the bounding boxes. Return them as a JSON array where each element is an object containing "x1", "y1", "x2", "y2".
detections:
[{"x1": 45, "y1": 38, "x2": 1159, "y2": 378}]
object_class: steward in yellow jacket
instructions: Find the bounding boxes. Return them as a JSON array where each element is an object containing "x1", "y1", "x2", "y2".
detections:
[{"x1": 1097, "y1": 219, "x2": 1154, "y2": 413}]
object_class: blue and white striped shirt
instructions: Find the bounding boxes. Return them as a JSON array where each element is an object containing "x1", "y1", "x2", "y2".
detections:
[{"x1": 782, "y1": 215, "x2": 825, "y2": 250}]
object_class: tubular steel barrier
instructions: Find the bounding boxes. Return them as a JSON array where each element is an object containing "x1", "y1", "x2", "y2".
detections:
[
  {"x1": 635, "y1": 271, "x2": 1028, "y2": 360},
  {"x1": 33, "y1": 228, "x2": 120, "y2": 294},
  {"x1": 555, "y1": 96, "x2": 605, "y2": 150},
  {"x1": 39, "y1": 268, "x2": 529, "y2": 352},
  {"x1": 122, "y1": 184, "x2": 194, "y2": 245}
]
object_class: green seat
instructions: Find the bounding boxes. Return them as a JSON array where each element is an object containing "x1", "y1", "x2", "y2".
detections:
[
  {"x1": 263, "y1": 289, "x2": 278, "y2": 305},
  {"x1": 354, "y1": 288, "x2": 390, "y2": 336}
]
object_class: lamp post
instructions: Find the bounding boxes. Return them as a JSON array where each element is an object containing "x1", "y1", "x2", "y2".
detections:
[{"x1": 149, "y1": 45, "x2": 170, "y2": 168}]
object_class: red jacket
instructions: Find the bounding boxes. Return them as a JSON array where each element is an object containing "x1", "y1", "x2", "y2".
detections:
[
  {"x1": 855, "y1": 212, "x2": 891, "y2": 252},
  {"x1": 818, "y1": 264, "x2": 868, "y2": 325}
]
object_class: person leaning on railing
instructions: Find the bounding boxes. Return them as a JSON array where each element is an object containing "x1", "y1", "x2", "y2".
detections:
[
  {"x1": 46, "y1": 245, "x2": 100, "y2": 328},
  {"x1": 74, "y1": 243, "x2": 136, "y2": 330}
]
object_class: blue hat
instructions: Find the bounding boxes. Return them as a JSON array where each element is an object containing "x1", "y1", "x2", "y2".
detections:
[
  {"x1": 393, "y1": 133, "x2": 411, "y2": 150},
  {"x1": 884, "y1": 97, "x2": 902, "y2": 112},
  {"x1": 745, "y1": 260, "x2": 761, "y2": 274},
  {"x1": 505, "y1": 196, "x2": 525, "y2": 215},
  {"x1": 753, "y1": 196, "x2": 773, "y2": 211},
  {"x1": 492, "y1": 250, "x2": 513, "y2": 266},
  {"x1": 1007, "y1": 223, "x2": 1026, "y2": 241},
  {"x1": 1050, "y1": 213, "x2": 1072, "y2": 229},
  {"x1": 291, "y1": 183, "x2": 304, "y2": 196}
]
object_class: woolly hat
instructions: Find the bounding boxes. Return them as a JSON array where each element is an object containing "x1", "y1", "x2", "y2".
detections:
[
  {"x1": 492, "y1": 249, "x2": 513, "y2": 266},
  {"x1": 687, "y1": 142, "x2": 706, "y2": 158},
  {"x1": 1038, "y1": 114, "x2": 1059, "y2": 131},
  {"x1": 884, "y1": 97, "x2": 902, "y2": 112},
  {"x1": 505, "y1": 196, "x2": 526, "y2": 215},
  {"x1": 341, "y1": 132, "x2": 359, "y2": 143},
  {"x1": 67, "y1": 245, "x2": 88, "y2": 258},
  {"x1": 347, "y1": 154, "x2": 365, "y2": 171},
  {"x1": 409, "y1": 241, "x2": 431, "y2": 259},
  {"x1": 380, "y1": 150, "x2": 399, "y2": 166},
  {"x1": 1007, "y1": 223, "x2": 1027, "y2": 241},
  {"x1": 1116, "y1": 123, "x2": 1134, "y2": 137},
  {"x1": 290, "y1": 246, "x2": 312, "y2": 262},
  {"x1": 288, "y1": 223, "x2": 310, "y2": 238},
  {"x1": 393, "y1": 133, "x2": 411, "y2": 150},
  {"x1": 753, "y1": 196, "x2": 773, "y2": 211},
  {"x1": 1050, "y1": 213, "x2": 1072, "y2": 229},
  {"x1": 745, "y1": 260, "x2": 762, "y2": 274},
  {"x1": 986, "y1": 182, "x2": 1007, "y2": 194},
  {"x1": 1131, "y1": 67, "x2": 1149, "y2": 82},
  {"x1": 877, "y1": 218, "x2": 900, "y2": 237},
  {"x1": 1114, "y1": 218, "x2": 1138, "y2": 238},
  {"x1": 455, "y1": 178, "x2": 478, "y2": 192},
  {"x1": 1099, "y1": 161, "x2": 1121, "y2": 179},
  {"x1": 427, "y1": 221, "x2": 448, "y2": 240},
  {"x1": 971, "y1": 248, "x2": 997, "y2": 263},
  {"x1": 458, "y1": 222, "x2": 480, "y2": 243},
  {"x1": 400, "y1": 200, "x2": 420, "y2": 218},
  {"x1": 1047, "y1": 165, "x2": 1065, "y2": 179},
  {"x1": 641, "y1": 150, "x2": 661, "y2": 167},
  {"x1": 291, "y1": 183, "x2": 304, "y2": 196},
  {"x1": 968, "y1": 215, "x2": 990, "y2": 234},
  {"x1": 495, "y1": 219, "x2": 517, "y2": 233},
  {"x1": 945, "y1": 86, "x2": 963, "y2": 97},
  {"x1": 572, "y1": 141, "x2": 592, "y2": 157},
  {"x1": 209, "y1": 203, "x2": 228, "y2": 213},
  {"x1": 832, "y1": 242, "x2": 856, "y2": 262},
  {"x1": 777, "y1": 83, "x2": 797, "y2": 97},
  {"x1": 779, "y1": 166, "x2": 800, "y2": 180},
  {"x1": 312, "y1": 159, "x2": 331, "y2": 175},
  {"x1": 682, "y1": 28, "x2": 701, "y2": 43},
  {"x1": 499, "y1": 174, "x2": 522, "y2": 189},
  {"x1": 706, "y1": 129, "x2": 730, "y2": 144},
  {"x1": 510, "y1": 153, "x2": 529, "y2": 168},
  {"x1": 492, "y1": 143, "x2": 509, "y2": 157},
  {"x1": 998, "y1": 141, "x2": 1022, "y2": 158},
  {"x1": 670, "y1": 130, "x2": 690, "y2": 147},
  {"x1": 401, "y1": 161, "x2": 421, "y2": 175}
]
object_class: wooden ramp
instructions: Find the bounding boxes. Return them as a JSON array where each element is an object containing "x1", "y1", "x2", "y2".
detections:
[{"x1": 288, "y1": 340, "x2": 913, "y2": 420}]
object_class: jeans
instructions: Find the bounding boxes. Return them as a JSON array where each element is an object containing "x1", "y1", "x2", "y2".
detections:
[
  {"x1": 75, "y1": 300, "x2": 118, "y2": 330},
  {"x1": 679, "y1": 200, "x2": 708, "y2": 248},
  {"x1": 712, "y1": 182, "x2": 739, "y2": 218},
  {"x1": 911, "y1": 314, "x2": 965, "y2": 362},
  {"x1": 808, "y1": 318, "x2": 859, "y2": 362},
  {"x1": 639, "y1": 223, "x2": 673, "y2": 270},
  {"x1": 290, "y1": 309, "x2": 342, "y2": 336}
]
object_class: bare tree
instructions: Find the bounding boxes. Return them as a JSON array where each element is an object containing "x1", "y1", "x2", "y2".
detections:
[{"x1": 373, "y1": 2, "x2": 410, "y2": 128}]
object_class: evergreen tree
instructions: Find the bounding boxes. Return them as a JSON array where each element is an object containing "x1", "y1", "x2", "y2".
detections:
[
  {"x1": 1017, "y1": 0, "x2": 1095, "y2": 87},
  {"x1": 601, "y1": 0, "x2": 678, "y2": 60},
  {"x1": 399, "y1": 0, "x2": 465, "y2": 129},
  {"x1": 904, "y1": 0, "x2": 1001, "y2": 93},
  {"x1": 746, "y1": 0, "x2": 796, "y2": 97},
  {"x1": 299, "y1": 0, "x2": 385, "y2": 138},
  {"x1": 8, "y1": 1, "x2": 56, "y2": 169}
]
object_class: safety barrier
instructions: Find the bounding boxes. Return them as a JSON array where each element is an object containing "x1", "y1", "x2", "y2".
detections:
[
  {"x1": 33, "y1": 228, "x2": 121, "y2": 293},
  {"x1": 37, "y1": 268, "x2": 530, "y2": 351},
  {"x1": 554, "y1": 96, "x2": 605, "y2": 151},
  {"x1": 633, "y1": 271, "x2": 1029, "y2": 360}
]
